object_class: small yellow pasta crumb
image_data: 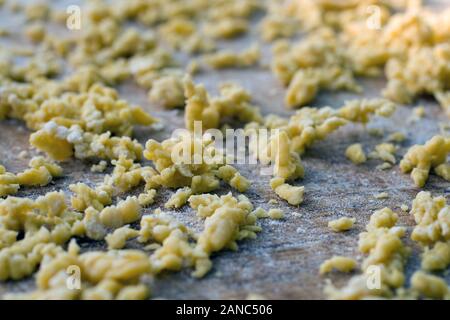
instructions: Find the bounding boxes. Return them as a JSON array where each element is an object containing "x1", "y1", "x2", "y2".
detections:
[
  {"x1": 387, "y1": 132, "x2": 406, "y2": 143},
  {"x1": 374, "y1": 192, "x2": 390, "y2": 199},
  {"x1": 148, "y1": 75, "x2": 185, "y2": 109},
  {"x1": 138, "y1": 189, "x2": 157, "y2": 207},
  {"x1": 183, "y1": 76, "x2": 262, "y2": 132},
  {"x1": 99, "y1": 197, "x2": 142, "y2": 229},
  {"x1": 400, "y1": 135, "x2": 450, "y2": 187},
  {"x1": 105, "y1": 226, "x2": 139, "y2": 250},
  {"x1": 413, "y1": 106, "x2": 426, "y2": 118},
  {"x1": 409, "y1": 191, "x2": 450, "y2": 245},
  {"x1": 80, "y1": 197, "x2": 142, "y2": 240},
  {"x1": 70, "y1": 183, "x2": 112, "y2": 212},
  {"x1": 251, "y1": 207, "x2": 269, "y2": 219},
  {"x1": 217, "y1": 165, "x2": 250, "y2": 193},
  {"x1": 411, "y1": 271, "x2": 449, "y2": 299},
  {"x1": 376, "y1": 162, "x2": 393, "y2": 171},
  {"x1": 421, "y1": 242, "x2": 450, "y2": 272},
  {"x1": 203, "y1": 44, "x2": 260, "y2": 69},
  {"x1": 434, "y1": 163, "x2": 450, "y2": 182},
  {"x1": 270, "y1": 177, "x2": 304, "y2": 206},
  {"x1": 16, "y1": 156, "x2": 62, "y2": 187},
  {"x1": 328, "y1": 217, "x2": 356, "y2": 232},
  {"x1": 25, "y1": 22, "x2": 46, "y2": 43},
  {"x1": 164, "y1": 187, "x2": 192, "y2": 209},
  {"x1": 268, "y1": 208, "x2": 284, "y2": 220},
  {"x1": 91, "y1": 161, "x2": 108, "y2": 173},
  {"x1": 369, "y1": 143, "x2": 397, "y2": 164},
  {"x1": 345, "y1": 144, "x2": 366, "y2": 165},
  {"x1": 30, "y1": 122, "x2": 145, "y2": 162},
  {"x1": 319, "y1": 256, "x2": 357, "y2": 275},
  {"x1": 1, "y1": 157, "x2": 62, "y2": 197},
  {"x1": 204, "y1": 17, "x2": 248, "y2": 39}
]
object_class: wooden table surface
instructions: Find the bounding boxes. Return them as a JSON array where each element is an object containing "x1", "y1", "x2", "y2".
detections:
[{"x1": 0, "y1": 0, "x2": 449, "y2": 299}]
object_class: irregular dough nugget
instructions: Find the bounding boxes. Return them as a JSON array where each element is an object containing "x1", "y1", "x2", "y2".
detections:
[
  {"x1": 345, "y1": 144, "x2": 366, "y2": 165},
  {"x1": 328, "y1": 217, "x2": 356, "y2": 232},
  {"x1": 400, "y1": 135, "x2": 450, "y2": 187},
  {"x1": 319, "y1": 256, "x2": 357, "y2": 275},
  {"x1": 270, "y1": 177, "x2": 304, "y2": 206}
]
